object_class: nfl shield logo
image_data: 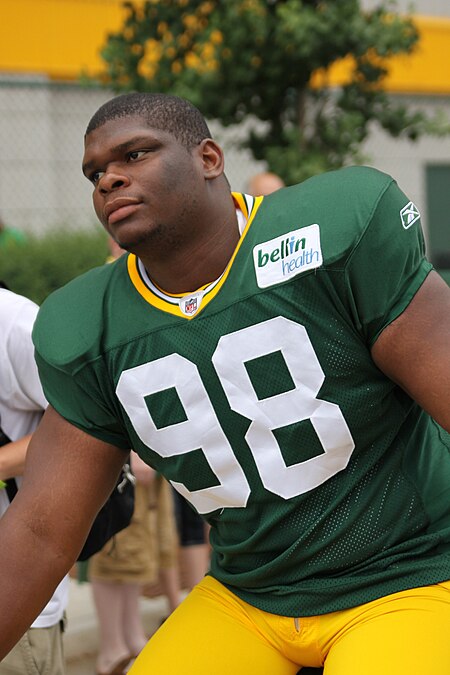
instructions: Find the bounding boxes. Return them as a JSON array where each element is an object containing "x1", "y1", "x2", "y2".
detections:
[
  {"x1": 179, "y1": 291, "x2": 204, "y2": 316},
  {"x1": 184, "y1": 297, "x2": 197, "y2": 315}
]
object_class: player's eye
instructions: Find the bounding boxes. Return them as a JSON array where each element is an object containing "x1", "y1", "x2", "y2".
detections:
[
  {"x1": 128, "y1": 150, "x2": 147, "y2": 162},
  {"x1": 90, "y1": 171, "x2": 105, "y2": 185}
]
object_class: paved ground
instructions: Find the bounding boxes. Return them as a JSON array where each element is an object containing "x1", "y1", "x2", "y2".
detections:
[
  {"x1": 67, "y1": 653, "x2": 98, "y2": 675},
  {"x1": 65, "y1": 579, "x2": 168, "y2": 675}
]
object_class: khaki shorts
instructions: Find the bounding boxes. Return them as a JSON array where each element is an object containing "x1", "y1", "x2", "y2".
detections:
[
  {"x1": 0, "y1": 618, "x2": 65, "y2": 675},
  {"x1": 89, "y1": 476, "x2": 179, "y2": 584}
]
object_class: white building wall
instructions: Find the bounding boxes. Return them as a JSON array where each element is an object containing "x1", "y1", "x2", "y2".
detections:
[
  {"x1": 1, "y1": 82, "x2": 449, "y2": 240},
  {"x1": 362, "y1": 96, "x2": 450, "y2": 244},
  {"x1": 0, "y1": 0, "x2": 449, "y2": 238},
  {"x1": 362, "y1": 0, "x2": 450, "y2": 16},
  {"x1": 0, "y1": 82, "x2": 111, "y2": 232}
]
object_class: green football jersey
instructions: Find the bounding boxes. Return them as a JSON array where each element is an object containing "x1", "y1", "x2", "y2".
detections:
[{"x1": 33, "y1": 166, "x2": 450, "y2": 616}]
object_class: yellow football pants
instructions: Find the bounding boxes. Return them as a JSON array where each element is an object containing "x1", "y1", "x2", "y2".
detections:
[{"x1": 130, "y1": 575, "x2": 450, "y2": 674}]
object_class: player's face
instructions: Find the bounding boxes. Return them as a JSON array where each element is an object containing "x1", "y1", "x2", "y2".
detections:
[{"x1": 82, "y1": 116, "x2": 207, "y2": 253}]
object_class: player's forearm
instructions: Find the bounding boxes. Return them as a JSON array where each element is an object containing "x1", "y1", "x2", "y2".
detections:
[{"x1": 0, "y1": 435, "x2": 30, "y2": 480}]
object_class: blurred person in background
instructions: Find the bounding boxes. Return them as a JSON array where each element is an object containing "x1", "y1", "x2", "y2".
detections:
[
  {"x1": 0, "y1": 285, "x2": 68, "y2": 675},
  {"x1": 172, "y1": 490, "x2": 210, "y2": 591},
  {"x1": 89, "y1": 451, "x2": 177, "y2": 675},
  {"x1": 0, "y1": 215, "x2": 27, "y2": 248},
  {"x1": 247, "y1": 171, "x2": 285, "y2": 196}
]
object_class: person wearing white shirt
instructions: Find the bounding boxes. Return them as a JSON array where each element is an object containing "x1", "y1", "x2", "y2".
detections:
[{"x1": 0, "y1": 286, "x2": 68, "y2": 675}]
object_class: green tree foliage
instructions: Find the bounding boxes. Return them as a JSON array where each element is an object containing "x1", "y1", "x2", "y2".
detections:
[
  {"x1": 98, "y1": 0, "x2": 449, "y2": 184},
  {"x1": 0, "y1": 229, "x2": 109, "y2": 305}
]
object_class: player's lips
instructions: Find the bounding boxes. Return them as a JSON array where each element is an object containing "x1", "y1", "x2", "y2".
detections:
[{"x1": 104, "y1": 197, "x2": 141, "y2": 225}]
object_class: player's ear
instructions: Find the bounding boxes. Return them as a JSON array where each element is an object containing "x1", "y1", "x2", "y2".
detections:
[{"x1": 197, "y1": 139, "x2": 224, "y2": 180}]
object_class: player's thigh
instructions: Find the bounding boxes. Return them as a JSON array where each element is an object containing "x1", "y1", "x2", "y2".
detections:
[
  {"x1": 323, "y1": 580, "x2": 450, "y2": 675},
  {"x1": 129, "y1": 577, "x2": 298, "y2": 675}
]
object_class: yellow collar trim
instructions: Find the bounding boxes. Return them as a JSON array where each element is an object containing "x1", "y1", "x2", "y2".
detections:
[{"x1": 127, "y1": 193, "x2": 263, "y2": 319}]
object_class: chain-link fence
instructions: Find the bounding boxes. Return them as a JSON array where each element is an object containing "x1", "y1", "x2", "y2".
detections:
[
  {"x1": 0, "y1": 79, "x2": 267, "y2": 235},
  {"x1": 0, "y1": 80, "x2": 106, "y2": 233},
  {"x1": 1, "y1": 78, "x2": 450, "y2": 243}
]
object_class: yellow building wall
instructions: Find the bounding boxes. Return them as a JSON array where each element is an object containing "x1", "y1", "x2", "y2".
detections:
[
  {"x1": 0, "y1": 0, "x2": 141, "y2": 79},
  {"x1": 311, "y1": 16, "x2": 450, "y2": 96},
  {"x1": 388, "y1": 16, "x2": 450, "y2": 95},
  {"x1": 0, "y1": 0, "x2": 449, "y2": 95}
]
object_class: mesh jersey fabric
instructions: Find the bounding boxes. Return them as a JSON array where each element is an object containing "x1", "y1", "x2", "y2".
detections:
[
  {"x1": 0, "y1": 288, "x2": 69, "y2": 628},
  {"x1": 33, "y1": 166, "x2": 450, "y2": 616}
]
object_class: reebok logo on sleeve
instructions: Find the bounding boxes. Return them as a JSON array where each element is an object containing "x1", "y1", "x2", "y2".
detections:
[{"x1": 400, "y1": 202, "x2": 420, "y2": 230}]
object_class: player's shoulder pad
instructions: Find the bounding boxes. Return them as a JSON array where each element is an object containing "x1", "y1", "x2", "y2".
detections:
[
  {"x1": 302, "y1": 165, "x2": 393, "y2": 199},
  {"x1": 33, "y1": 258, "x2": 122, "y2": 368},
  {"x1": 255, "y1": 166, "x2": 395, "y2": 267}
]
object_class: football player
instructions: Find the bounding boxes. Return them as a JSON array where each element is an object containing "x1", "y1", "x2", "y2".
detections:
[{"x1": 0, "y1": 93, "x2": 449, "y2": 674}]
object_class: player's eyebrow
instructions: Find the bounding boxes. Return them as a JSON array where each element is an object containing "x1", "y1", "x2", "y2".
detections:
[{"x1": 82, "y1": 134, "x2": 158, "y2": 176}]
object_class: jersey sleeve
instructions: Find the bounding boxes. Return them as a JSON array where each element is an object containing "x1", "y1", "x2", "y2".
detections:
[
  {"x1": 32, "y1": 275, "x2": 132, "y2": 451},
  {"x1": 33, "y1": 347, "x2": 131, "y2": 450},
  {"x1": 344, "y1": 178, "x2": 432, "y2": 346}
]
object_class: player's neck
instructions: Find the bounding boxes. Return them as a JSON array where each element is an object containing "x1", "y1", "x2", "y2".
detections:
[{"x1": 139, "y1": 208, "x2": 240, "y2": 295}]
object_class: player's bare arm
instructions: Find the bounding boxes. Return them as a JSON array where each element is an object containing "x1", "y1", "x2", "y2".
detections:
[
  {"x1": 372, "y1": 269, "x2": 450, "y2": 433},
  {"x1": 0, "y1": 405, "x2": 127, "y2": 660}
]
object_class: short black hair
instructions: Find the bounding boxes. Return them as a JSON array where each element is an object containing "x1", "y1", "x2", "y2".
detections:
[{"x1": 85, "y1": 92, "x2": 212, "y2": 149}]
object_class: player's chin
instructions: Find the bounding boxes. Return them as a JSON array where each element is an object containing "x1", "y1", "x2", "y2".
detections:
[{"x1": 115, "y1": 222, "x2": 161, "y2": 253}]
